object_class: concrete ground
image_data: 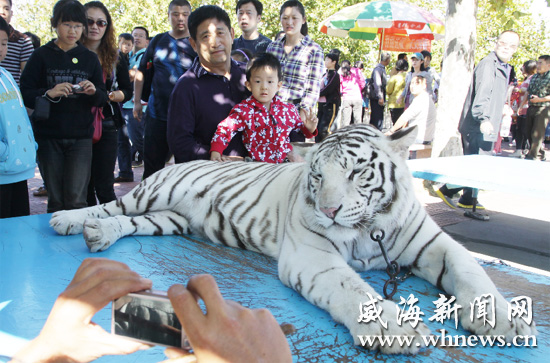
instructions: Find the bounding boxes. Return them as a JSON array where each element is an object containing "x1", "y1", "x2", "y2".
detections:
[{"x1": 26, "y1": 143, "x2": 550, "y2": 273}]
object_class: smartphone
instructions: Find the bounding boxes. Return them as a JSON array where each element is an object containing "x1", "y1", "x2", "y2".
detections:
[{"x1": 111, "y1": 290, "x2": 190, "y2": 349}]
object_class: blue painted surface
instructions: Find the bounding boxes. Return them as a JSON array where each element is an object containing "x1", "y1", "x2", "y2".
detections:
[
  {"x1": 0, "y1": 214, "x2": 548, "y2": 362},
  {"x1": 407, "y1": 155, "x2": 550, "y2": 198}
]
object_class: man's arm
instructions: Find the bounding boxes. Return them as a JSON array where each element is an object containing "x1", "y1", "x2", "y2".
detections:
[
  {"x1": 132, "y1": 70, "x2": 144, "y2": 121},
  {"x1": 167, "y1": 78, "x2": 210, "y2": 163}
]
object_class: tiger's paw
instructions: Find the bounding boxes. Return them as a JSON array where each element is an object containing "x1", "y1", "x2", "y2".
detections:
[
  {"x1": 83, "y1": 218, "x2": 121, "y2": 252},
  {"x1": 351, "y1": 300, "x2": 431, "y2": 354},
  {"x1": 50, "y1": 210, "x2": 87, "y2": 235},
  {"x1": 460, "y1": 295, "x2": 537, "y2": 342}
]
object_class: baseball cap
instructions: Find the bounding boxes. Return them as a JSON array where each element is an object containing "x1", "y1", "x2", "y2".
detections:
[{"x1": 411, "y1": 52, "x2": 424, "y2": 61}]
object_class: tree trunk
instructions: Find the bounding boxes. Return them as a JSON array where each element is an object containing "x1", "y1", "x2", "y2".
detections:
[{"x1": 432, "y1": 0, "x2": 478, "y2": 158}]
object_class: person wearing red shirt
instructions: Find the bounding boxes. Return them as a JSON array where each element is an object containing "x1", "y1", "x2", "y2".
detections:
[{"x1": 211, "y1": 53, "x2": 317, "y2": 163}]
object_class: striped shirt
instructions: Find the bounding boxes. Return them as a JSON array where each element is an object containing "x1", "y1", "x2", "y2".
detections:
[
  {"x1": 267, "y1": 35, "x2": 324, "y2": 111},
  {"x1": 0, "y1": 36, "x2": 34, "y2": 85}
]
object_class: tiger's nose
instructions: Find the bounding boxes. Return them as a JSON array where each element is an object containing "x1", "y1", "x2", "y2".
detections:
[{"x1": 320, "y1": 205, "x2": 342, "y2": 219}]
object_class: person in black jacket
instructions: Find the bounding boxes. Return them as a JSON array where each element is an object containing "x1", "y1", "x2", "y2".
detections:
[
  {"x1": 316, "y1": 51, "x2": 340, "y2": 142},
  {"x1": 82, "y1": 1, "x2": 132, "y2": 205},
  {"x1": 20, "y1": 0, "x2": 108, "y2": 213}
]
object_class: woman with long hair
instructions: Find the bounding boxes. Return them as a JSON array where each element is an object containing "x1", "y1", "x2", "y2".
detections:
[
  {"x1": 82, "y1": 1, "x2": 132, "y2": 205},
  {"x1": 20, "y1": 0, "x2": 107, "y2": 213},
  {"x1": 267, "y1": 0, "x2": 323, "y2": 141},
  {"x1": 316, "y1": 51, "x2": 340, "y2": 142}
]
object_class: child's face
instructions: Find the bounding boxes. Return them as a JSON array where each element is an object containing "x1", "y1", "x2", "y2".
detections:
[
  {"x1": 245, "y1": 66, "x2": 282, "y2": 108},
  {"x1": 0, "y1": 29, "x2": 7, "y2": 62},
  {"x1": 55, "y1": 21, "x2": 84, "y2": 49},
  {"x1": 119, "y1": 39, "x2": 133, "y2": 54}
]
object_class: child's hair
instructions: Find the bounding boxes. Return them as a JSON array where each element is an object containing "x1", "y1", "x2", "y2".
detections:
[
  {"x1": 50, "y1": 0, "x2": 88, "y2": 31},
  {"x1": 118, "y1": 33, "x2": 134, "y2": 43},
  {"x1": 245, "y1": 52, "x2": 282, "y2": 82},
  {"x1": 0, "y1": 16, "x2": 9, "y2": 37},
  {"x1": 24, "y1": 32, "x2": 41, "y2": 49},
  {"x1": 340, "y1": 60, "x2": 351, "y2": 77},
  {"x1": 280, "y1": 0, "x2": 308, "y2": 36},
  {"x1": 83, "y1": 1, "x2": 118, "y2": 77},
  {"x1": 231, "y1": 48, "x2": 252, "y2": 63}
]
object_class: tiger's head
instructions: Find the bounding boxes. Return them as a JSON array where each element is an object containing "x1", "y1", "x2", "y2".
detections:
[{"x1": 300, "y1": 124, "x2": 418, "y2": 237}]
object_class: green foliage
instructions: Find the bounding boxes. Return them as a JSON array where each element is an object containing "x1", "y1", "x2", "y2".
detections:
[{"x1": 11, "y1": 0, "x2": 550, "y2": 75}]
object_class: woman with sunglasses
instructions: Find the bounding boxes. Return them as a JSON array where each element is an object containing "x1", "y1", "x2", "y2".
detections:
[
  {"x1": 20, "y1": 0, "x2": 107, "y2": 213},
  {"x1": 82, "y1": 1, "x2": 132, "y2": 206}
]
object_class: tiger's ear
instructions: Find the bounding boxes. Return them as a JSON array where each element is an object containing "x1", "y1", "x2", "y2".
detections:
[
  {"x1": 388, "y1": 126, "x2": 418, "y2": 159},
  {"x1": 290, "y1": 142, "x2": 318, "y2": 162}
]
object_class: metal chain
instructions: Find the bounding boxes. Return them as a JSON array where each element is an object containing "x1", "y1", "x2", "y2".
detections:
[{"x1": 370, "y1": 230, "x2": 414, "y2": 300}]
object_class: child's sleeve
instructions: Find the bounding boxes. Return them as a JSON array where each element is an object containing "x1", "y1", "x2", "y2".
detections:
[{"x1": 210, "y1": 106, "x2": 247, "y2": 154}]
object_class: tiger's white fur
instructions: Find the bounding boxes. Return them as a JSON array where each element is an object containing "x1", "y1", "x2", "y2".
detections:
[{"x1": 51, "y1": 124, "x2": 536, "y2": 354}]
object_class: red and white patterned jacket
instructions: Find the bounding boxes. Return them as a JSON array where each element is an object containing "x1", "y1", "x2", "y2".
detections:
[{"x1": 211, "y1": 95, "x2": 317, "y2": 163}]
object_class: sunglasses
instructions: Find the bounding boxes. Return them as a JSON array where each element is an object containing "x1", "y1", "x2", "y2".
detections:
[{"x1": 87, "y1": 19, "x2": 108, "y2": 28}]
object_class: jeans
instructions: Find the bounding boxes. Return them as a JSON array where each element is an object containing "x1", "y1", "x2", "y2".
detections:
[
  {"x1": 316, "y1": 102, "x2": 339, "y2": 143},
  {"x1": 0, "y1": 180, "x2": 30, "y2": 218},
  {"x1": 439, "y1": 132, "x2": 492, "y2": 204},
  {"x1": 143, "y1": 113, "x2": 170, "y2": 180},
  {"x1": 36, "y1": 137, "x2": 92, "y2": 213},
  {"x1": 88, "y1": 120, "x2": 118, "y2": 206},
  {"x1": 340, "y1": 99, "x2": 363, "y2": 127},
  {"x1": 117, "y1": 108, "x2": 145, "y2": 178},
  {"x1": 369, "y1": 98, "x2": 385, "y2": 130}
]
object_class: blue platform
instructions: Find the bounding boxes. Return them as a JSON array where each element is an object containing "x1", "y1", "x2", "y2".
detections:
[{"x1": 0, "y1": 214, "x2": 548, "y2": 362}]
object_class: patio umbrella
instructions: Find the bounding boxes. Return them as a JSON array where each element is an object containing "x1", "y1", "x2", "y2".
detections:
[{"x1": 319, "y1": 1, "x2": 445, "y2": 52}]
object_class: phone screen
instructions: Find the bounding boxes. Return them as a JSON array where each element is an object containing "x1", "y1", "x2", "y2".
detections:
[{"x1": 111, "y1": 290, "x2": 189, "y2": 349}]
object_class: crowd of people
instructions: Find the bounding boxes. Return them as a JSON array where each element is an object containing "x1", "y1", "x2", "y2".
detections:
[
  {"x1": 2, "y1": 0, "x2": 547, "y2": 220},
  {"x1": 1, "y1": 0, "x2": 549, "y2": 360}
]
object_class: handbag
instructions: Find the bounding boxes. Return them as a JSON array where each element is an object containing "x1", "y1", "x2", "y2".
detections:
[
  {"x1": 91, "y1": 106, "x2": 104, "y2": 144},
  {"x1": 32, "y1": 95, "x2": 50, "y2": 121}
]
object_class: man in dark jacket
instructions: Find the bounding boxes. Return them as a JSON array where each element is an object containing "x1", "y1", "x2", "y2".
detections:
[
  {"x1": 436, "y1": 30, "x2": 520, "y2": 209},
  {"x1": 369, "y1": 52, "x2": 390, "y2": 130}
]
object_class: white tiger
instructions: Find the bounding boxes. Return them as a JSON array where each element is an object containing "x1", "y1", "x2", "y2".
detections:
[{"x1": 50, "y1": 124, "x2": 536, "y2": 354}]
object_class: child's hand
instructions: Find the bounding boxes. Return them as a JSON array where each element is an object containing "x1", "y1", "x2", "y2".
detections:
[
  {"x1": 301, "y1": 108, "x2": 318, "y2": 134},
  {"x1": 210, "y1": 151, "x2": 223, "y2": 161}
]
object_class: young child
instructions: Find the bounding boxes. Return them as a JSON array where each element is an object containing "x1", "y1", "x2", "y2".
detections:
[
  {"x1": 211, "y1": 53, "x2": 317, "y2": 163},
  {"x1": 118, "y1": 33, "x2": 133, "y2": 66},
  {"x1": 0, "y1": 16, "x2": 37, "y2": 218}
]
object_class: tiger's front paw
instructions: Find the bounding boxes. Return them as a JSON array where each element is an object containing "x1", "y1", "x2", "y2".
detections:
[
  {"x1": 50, "y1": 210, "x2": 87, "y2": 235},
  {"x1": 460, "y1": 295, "x2": 537, "y2": 341},
  {"x1": 351, "y1": 300, "x2": 431, "y2": 355},
  {"x1": 83, "y1": 218, "x2": 121, "y2": 252}
]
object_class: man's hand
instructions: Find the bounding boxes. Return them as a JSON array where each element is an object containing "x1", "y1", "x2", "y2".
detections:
[
  {"x1": 11, "y1": 258, "x2": 153, "y2": 363},
  {"x1": 166, "y1": 275, "x2": 292, "y2": 363},
  {"x1": 133, "y1": 103, "x2": 143, "y2": 122},
  {"x1": 480, "y1": 120, "x2": 494, "y2": 135},
  {"x1": 378, "y1": 98, "x2": 384, "y2": 106}
]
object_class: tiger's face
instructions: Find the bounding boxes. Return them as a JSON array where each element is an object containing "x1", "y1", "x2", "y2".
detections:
[{"x1": 304, "y1": 125, "x2": 417, "y2": 233}]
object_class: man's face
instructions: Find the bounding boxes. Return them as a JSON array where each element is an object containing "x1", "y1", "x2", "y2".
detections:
[
  {"x1": 537, "y1": 58, "x2": 550, "y2": 74},
  {"x1": 494, "y1": 32, "x2": 519, "y2": 63},
  {"x1": 190, "y1": 18, "x2": 234, "y2": 70},
  {"x1": 0, "y1": 0, "x2": 12, "y2": 24},
  {"x1": 409, "y1": 76, "x2": 427, "y2": 96},
  {"x1": 169, "y1": 5, "x2": 191, "y2": 34},
  {"x1": 237, "y1": 2, "x2": 260, "y2": 33},
  {"x1": 132, "y1": 28, "x2": 147, "y2": 50}
]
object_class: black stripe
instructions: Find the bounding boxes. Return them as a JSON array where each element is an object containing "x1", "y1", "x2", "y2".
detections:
[
  {"x1": 436, "y1": 253, "x2": 447, "y2": 290},
  {"x1": 412, "y1": 231, "x2": 442, "y2": 268}
]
